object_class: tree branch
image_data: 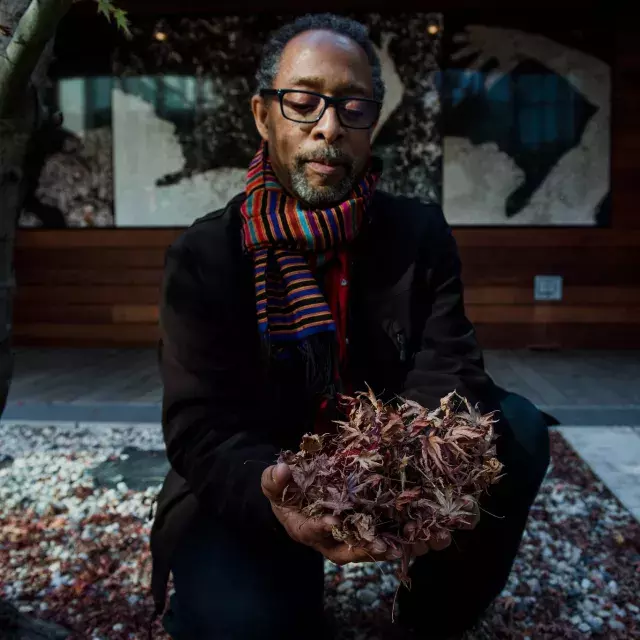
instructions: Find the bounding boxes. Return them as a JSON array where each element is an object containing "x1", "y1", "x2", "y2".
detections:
[{"x1": 0, "y1": 0, "x2": 73, "y2": 118}]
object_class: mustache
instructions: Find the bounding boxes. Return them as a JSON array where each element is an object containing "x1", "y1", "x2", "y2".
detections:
[{"x1": 296, "y1": 147, "x2": 352, "y2": 167}]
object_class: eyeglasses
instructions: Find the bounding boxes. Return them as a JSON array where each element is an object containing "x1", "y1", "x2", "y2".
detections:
[{"x1": 260, "y1": 89, "x2": 381, "y2": 130}]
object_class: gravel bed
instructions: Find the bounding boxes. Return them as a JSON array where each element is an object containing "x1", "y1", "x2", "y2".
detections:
[{"x1": 1, "y1": 423, "x2": 639, "y2": 639}]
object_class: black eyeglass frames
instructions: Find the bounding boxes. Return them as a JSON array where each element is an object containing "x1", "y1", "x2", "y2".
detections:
[{"x1": 260, "y1": 89, "x2": 381, "y2": 130}]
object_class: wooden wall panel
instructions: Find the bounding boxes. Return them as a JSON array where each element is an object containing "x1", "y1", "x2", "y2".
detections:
[
  {"x1": 11, "y1": 16, "x2": 640, "y2": 350},
  {"x1": 12, "y1": 227, "x2": 640, "y2": 348}
]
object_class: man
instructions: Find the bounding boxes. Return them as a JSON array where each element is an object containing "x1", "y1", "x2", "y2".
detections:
[{"x1": 150, "y1": 13, "x2": 550, "y2": 640}]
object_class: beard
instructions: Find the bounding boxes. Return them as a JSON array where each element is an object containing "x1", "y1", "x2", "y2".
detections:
[{"x1": 289, "y1": 146, "x2": 359, "y2": 208}]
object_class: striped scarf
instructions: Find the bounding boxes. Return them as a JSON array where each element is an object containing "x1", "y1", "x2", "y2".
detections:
[{"x1": 240, "y1": 143, "x2": 380, "y2": 345}]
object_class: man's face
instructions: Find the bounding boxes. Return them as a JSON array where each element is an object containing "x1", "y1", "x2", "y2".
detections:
[{"x1": 252, "y1": 30, "x2": 377, "y2": 207}]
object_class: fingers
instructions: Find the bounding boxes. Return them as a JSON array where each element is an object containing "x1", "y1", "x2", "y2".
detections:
[
  {"x1": 279, "y1": 507, "x2": 341, "y2": 549},
  {"x1": 320, "y1": 537, "x2": 390, "y2": 566},
  {"x1": 324, "y1": 543, "x2": 374, "y2": 566},
  {"x1": 261, "y1": 463, "x2": 291, "y2": 503},
  {"x1": 369, "y1": 539, "x2": 404, "y2": 562},
  {"x1": 449, "y1": 44, "x2": 479, "y2": 62},
  {"x1": 402, "y1": 521, "x2": 453, "y2": 555},
  {"x1": 459, "y1": 498, "x2": 480, "y2": 531},
  {"x1": 403, "y1": 521, "x2": 418, "y2": 541},
  {"x1": 429, "y1": 530, "x2": 452, "y2": 551},
  {"x1": 320, "y1": 537, "x2": 430, "y2": 566},
  {"x1": 385, "y1": 546, "x2": 403, "y2": 560},
  {"x1": 467, "y1": 52, "x2": 491, "y2": 72},
  {"x1": 452, "y1": 31, "x2": 470, "y2": 45},
  {"x1": 367, "y1": 538, "x2": 388, "y2": 556},
  {"x1": 412, "y1": 541, "x2": 430, "y2": 557},
  {"x1": 300, "y1": 514, "x2": 342, "y2": 545}
]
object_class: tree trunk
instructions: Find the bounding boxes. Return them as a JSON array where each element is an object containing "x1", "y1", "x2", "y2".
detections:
[
  {"x1": 0, "y1": 0, "x2": 72, "y2": 415},
  {"x1": 0, "y1": 2, "x2": 72, "y2": 637}
]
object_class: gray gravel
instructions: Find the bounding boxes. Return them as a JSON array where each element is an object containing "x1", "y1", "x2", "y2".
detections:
[{"x1": 1, "y1": 423, "x2": 639, "y2": 639}]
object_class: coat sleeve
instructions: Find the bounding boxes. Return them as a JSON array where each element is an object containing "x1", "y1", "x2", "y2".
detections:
[
  {"x1": 402, "y1": 205, "x2": 497, "y2": 413},
  {"x1": 159, "y1": 240, "x2": 282, "y2": 535}
]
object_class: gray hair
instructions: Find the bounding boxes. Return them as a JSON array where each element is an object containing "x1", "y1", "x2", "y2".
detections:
[{"x1": 256, "y1": 13, "x2": 385, "y2": 102}]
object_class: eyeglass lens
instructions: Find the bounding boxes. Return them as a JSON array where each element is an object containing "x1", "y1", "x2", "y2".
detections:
[{"x1": 281, "y1": 91, "x2": 378, "y2": 128}]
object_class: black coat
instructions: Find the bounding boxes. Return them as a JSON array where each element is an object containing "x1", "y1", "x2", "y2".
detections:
[{"x1": 149, "y1": 190, "x2": 499, "y2": 613}]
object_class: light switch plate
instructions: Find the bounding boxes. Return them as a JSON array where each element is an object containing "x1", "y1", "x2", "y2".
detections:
[{"x1": 534, "y1": 275, "x2": 563, "y2": 301}]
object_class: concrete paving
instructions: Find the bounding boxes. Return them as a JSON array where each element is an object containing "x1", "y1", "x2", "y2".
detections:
[
  {"x1": 4, "y1": 348, "x2": 640, "y2": 424},
  {"x1": 559, "y1": 426, "x2": 640, "y2": 523},
  {"x1": 3, "y1": 348, "x2": 640, "y2": 522}
]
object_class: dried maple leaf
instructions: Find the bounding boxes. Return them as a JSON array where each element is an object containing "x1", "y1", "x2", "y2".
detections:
[
  {"x1": 301, "y1": 433, "x2": 324, "y2": 454},
  {"x1": 290, "y1": 458, "x2": 318, "y2": 493},
  {"x1": 318, "y1": 486, "x2": 354, "y2": 515},
  {"x1": 336, "y1": 421, "x2": 366, "y2": 445},
  {"x1": 381, "y1": 413, "x2": 405, "y2": 443},
  {"x1": 276, "y1": 387, "x2": 503, "y2": 598},
  {"x1": 352, "y1": 449, "x2": 384, "y2": 471},
  {"x1": 395, "y1": 487, "x2": 422, "y2": 511},
  {"x1": 344, "y1": 512, "x2": 377, "y2": 543},
  {"x1": 420, "y1": 433, "x2": 450, "y2": 476}
]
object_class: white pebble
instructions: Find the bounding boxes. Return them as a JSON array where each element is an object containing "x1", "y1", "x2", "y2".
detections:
[
  {"x1": 337, "y1": 580, "x2": 354, "y2": 594},
  {"x1": 81, "y1": 526, "x2": 95, "y2": 541},
  {"x1": 356, "y1": 588, "x2": 377, "y2": 605},
  {"x1": 585, "y1": 615, "x2": 604, "y2": 633},
  {"x1": 527, "y1": 578, "x2": 541, "y2": 594}
]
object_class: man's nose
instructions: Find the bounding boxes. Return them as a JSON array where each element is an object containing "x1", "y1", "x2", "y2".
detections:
[{"x1": 312, "y1": 105, "x2": 345, "y2": 144}]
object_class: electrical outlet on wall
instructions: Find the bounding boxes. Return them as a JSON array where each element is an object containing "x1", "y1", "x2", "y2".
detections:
[{"x1": 534, "y1": 275, "x2": 563, "y2": 301}]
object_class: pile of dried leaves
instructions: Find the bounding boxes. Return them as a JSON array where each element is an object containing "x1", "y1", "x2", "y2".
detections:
[{"x1": 278, "y1": 389, "x2": 504, "y2": 584}]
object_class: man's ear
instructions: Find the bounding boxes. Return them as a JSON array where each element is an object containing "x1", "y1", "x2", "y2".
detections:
[{"x1": 251, "y1": 95, "x2": 269, "y2": 142}]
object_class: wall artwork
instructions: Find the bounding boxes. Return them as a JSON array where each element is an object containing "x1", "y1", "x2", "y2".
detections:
[
  {"x1": 441, "y1": 18, "x2": 611, "y2": 226},
  {"x1": 18, "y1": 77, "x2": 114, "y2": 228},
  {"x1": 110, "y1": 13, "x2": 443, "y2": 227},
  {"x1": 19, "y1": 12, "x2": 611, "y2": 229}
]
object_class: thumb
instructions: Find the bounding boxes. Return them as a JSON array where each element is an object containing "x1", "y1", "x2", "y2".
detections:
[{"x1": 261, "y1": 463, "x2": 291, "y2": 502}]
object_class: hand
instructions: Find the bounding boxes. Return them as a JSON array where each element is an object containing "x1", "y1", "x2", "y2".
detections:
[
  {"x1": 460, "y1": 496, "x2": 481, "y2": 531},
  {"x1": 262, "y1": 463, "x2": 401, "y2": 565},
  {"x1": 450, "y1": 25, "x2": 531, "y2": 91},
  {"x1": 402, "y1": 497, "x2": 480, "y2": 553},
  {"x1": 451, "y1": 26, "x2": 524, "y2": 73}
]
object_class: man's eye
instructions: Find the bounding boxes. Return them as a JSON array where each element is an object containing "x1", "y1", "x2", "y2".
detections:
[
  {"x1": 286, "y1": 101, "x2": 315, "y2": 112},
  {"x1": 283, "y1": 95, "x2": 320, "y2": 111},
  {"x1": 342, "y1": 100, "x2": 367, "y2": 116}
]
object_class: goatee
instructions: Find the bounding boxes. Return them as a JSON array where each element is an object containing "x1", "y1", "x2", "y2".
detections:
[{"x1": 290, "y1": 147, "x2": 357, "y2": 208}]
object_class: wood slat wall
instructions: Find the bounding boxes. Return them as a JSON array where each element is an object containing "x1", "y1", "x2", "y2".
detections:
[
  {"x1": 13, "y1": 226, "x2": 640, "y2": 348},
  {"x1": 11, "y1": 18, "x2": 640, "y2": 350}
]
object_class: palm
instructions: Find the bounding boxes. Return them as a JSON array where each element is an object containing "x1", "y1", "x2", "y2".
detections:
[{"x1": 451, "y1": 25, "x2": 523, "y2": 77}]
